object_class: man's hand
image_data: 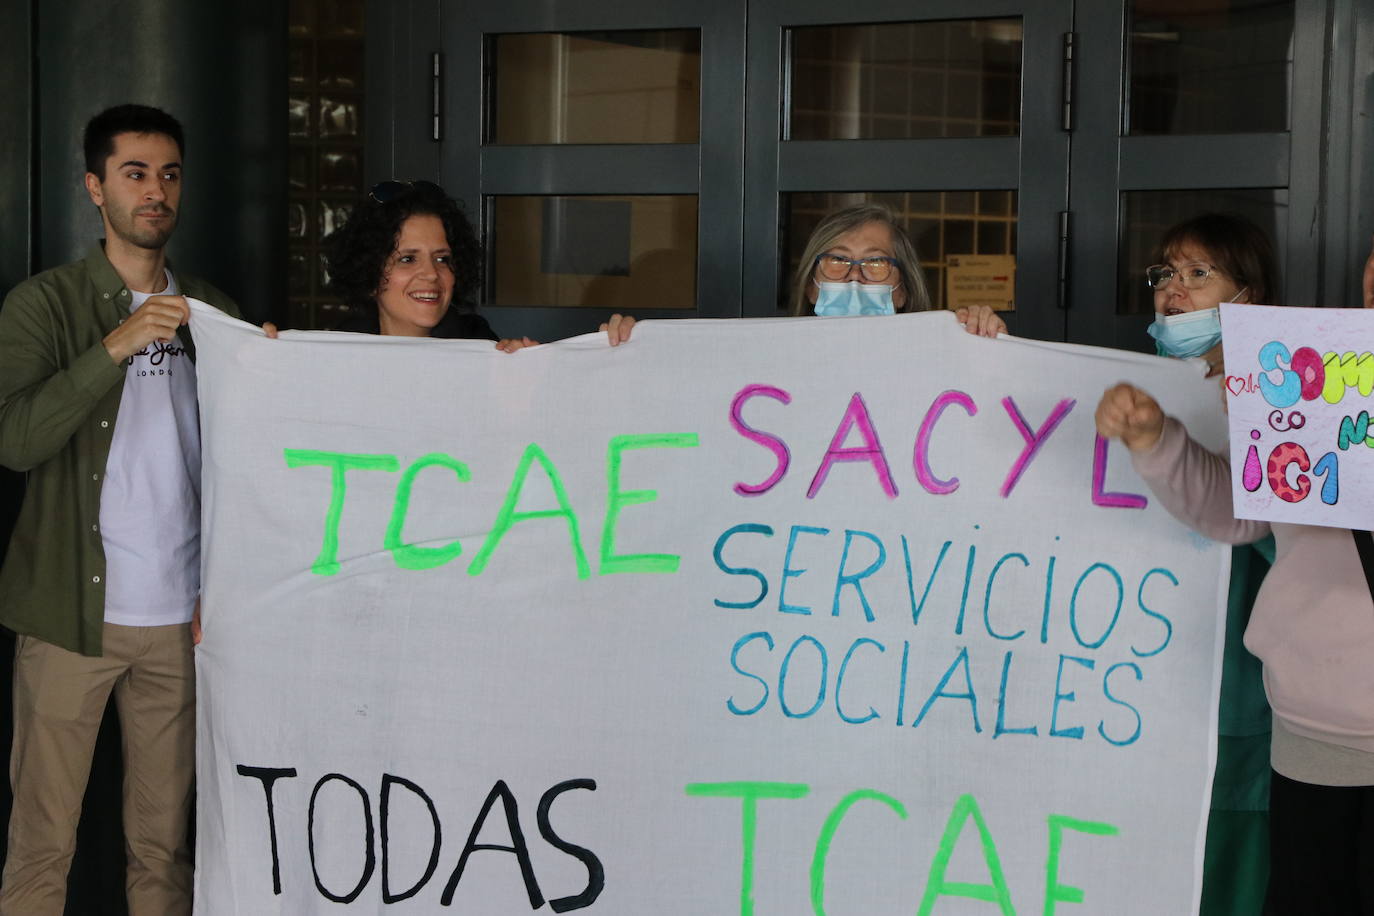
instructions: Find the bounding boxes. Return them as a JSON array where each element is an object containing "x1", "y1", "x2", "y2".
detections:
[
  {"x1": 192, "y1": 598, "x2": 202, "y2": 646},
  {"x1": 102, "y1": 294, "x2": 190, "y2": 364},
  {"x1": 1095, "y1": 383, "x2": 1165, "y2": 453}
]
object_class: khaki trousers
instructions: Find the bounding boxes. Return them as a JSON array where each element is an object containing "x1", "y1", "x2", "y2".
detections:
[{"x1": 0, "y1": 623, "x2": 195, "y2": 916}]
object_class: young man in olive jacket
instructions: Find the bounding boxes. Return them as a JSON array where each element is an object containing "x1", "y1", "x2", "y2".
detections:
[{"x1": 0, "y1": 104, "x2": 239, "y2": 916}]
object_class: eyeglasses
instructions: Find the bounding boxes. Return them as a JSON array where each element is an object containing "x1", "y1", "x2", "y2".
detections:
[
  {"x1": 1145, "y1": 263, "x2": 1225, "y2": 290},
  {"x1": 814, "y1": 253, "x2": 900, "y2": 283},
  {"x1": 368, "y1": 179, "x2": 444, "y2": 204}
]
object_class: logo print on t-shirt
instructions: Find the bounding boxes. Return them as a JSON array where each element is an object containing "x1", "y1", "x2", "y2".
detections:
[{"x1": 130, "y1": 339, "x2": 187, "y2": 378}]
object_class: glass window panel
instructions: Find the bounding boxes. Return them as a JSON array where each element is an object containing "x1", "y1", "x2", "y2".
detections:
[
  {"x1": 318, "y1": 0, "x2": 363, "y2": 38},
  {"x1": 1128, "y1": 0, "x2": 1293, "y2": 135},
  {"x1": 1117, "y1": 189, "x2": 1288, "y2": 317},
  {"x1": 977, "y1": 219, "x2": 1008, "y2": 253},
  {"x1": 288, "y1": 147, "x2": 312, "y2": 191},
  {"x1": 317, "y1": 302, "x2": 360, "y2": 331},
  {"x1": 288, "y1": 0, "x2": 314, "y2": 37},
  {"x1": 287, "y1": 301, "x2": 315, "y2": 329},
  {"x1": 944, "y1": 191, "x2": 976, "y2": 215},
  {"x1": 285, "y1": 0, "x2": 363, "y2": 330},
  {"x1": 318, "y1": 150, "x2": 361, "y2": 192},
  {"x1": 781, "y1": 190, "x2": 1018, "y2": 311},
  {"x1": 786, "y1": 19, "x2": 1022, "y2": 141},
  {"x1": 488, "y1": 31, "x2": 701, "y2": 145},
  {"x1": 287, "y1": 252, "x2": 312, "y2": 296},
  {"x1": 317, "y1": 200, "x2": 353, "y2": 240},
  {"x1": 318, "y1": 40, "x2": 363, "y2": 91},
  {"x1": 287, "y1": 201, "x2": 309, "y2": 240},
  {"x1": 318, "y1": 98, "x2": 359, "y2": 138},
  {"x1": 488, "y1": 195, "x2": 698, "y2": 310},
  {"x1": 317, "y1": 252, "x2": 332, "y2": 291},
  {"x1": 944, "y1": 219, "x2": 975, "y2": 255},
  {"x1": 288, "y1": 96, "x2": 312, "y2": 138},
  {"x1": 288, "y1": 41, "x2": 312, "y2": 88}
]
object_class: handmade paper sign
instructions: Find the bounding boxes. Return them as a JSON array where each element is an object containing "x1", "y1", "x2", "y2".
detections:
[
  {"x1": 1221, "y1": 302, "x2": 1374, "y2": 528},
  {"x1": 191, "y1": 304, "x2": 1231, "y2": 916}
]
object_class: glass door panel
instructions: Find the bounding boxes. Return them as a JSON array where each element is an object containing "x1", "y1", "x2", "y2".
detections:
[
  {"x1": 1127, "y1": 0, "x2": 1295, "y2": 135},
  {"x1": 1067, "y1": 0, "x2": 1320, "y2": 348},
  {"x1": 786, "y1": 18, "x2": 1023, "y2": 140},
  {"x1": 488, "y1": 194, "x2": 699, "y2": 309},
  {"x1": 487, "y1": 30, "x2": 702, "y2": 144},
  {"x1": 746, "y1": 0, "x2": 1068, "y2": 338}
]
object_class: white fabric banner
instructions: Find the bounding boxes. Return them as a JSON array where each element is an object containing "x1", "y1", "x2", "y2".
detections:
[
  {"x1": 190, "y1": 303, "x2": 1231, "y2": 915},
  {"x1": 1221, "y1": 302, "x2": 1374, "y2": 528}
]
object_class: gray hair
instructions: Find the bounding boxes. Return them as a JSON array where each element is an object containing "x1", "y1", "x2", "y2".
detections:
[{"x1": 788, "y1": 203, "x2": 932, "y2": 315}]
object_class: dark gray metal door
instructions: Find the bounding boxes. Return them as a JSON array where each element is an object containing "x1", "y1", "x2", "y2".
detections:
[
  {"x1": 430, "y1": 0, "x2": 745, "y2": 342},
  {"x1": 743, "y1": 0, "x2": 1072, "y2": 344},
  {"x1": 1066, "y1": 0, "x2": 1330, "y2": 351},
  {"x1": 366, "y1": 0, "x2": 1367, "y2": 345}
]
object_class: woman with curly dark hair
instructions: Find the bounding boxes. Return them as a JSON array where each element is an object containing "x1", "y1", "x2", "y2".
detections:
[{"x1": 322, "y1": 179, "x2": 519, "y2": 342}]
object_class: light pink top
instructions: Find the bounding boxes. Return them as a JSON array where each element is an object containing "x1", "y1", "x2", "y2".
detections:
[{"x1": 1133, "y1": 417, "x2": 1374, "y2": 756}]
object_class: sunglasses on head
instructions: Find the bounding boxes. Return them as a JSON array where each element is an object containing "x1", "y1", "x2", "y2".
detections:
[{"x1": 367, "y1": 179, "x2": 444, "y2": 204}]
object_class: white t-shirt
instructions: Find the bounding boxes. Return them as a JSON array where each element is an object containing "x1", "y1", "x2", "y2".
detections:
[{"x1": 99, "y1": 271, "x2": 201, "y2": 626}]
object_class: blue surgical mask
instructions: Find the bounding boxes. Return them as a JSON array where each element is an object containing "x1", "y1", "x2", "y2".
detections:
[
  {"x1": 1147, "y1": 307, "x2": 1222, "y2": 359},
  {"x1": 812, "y1": 280, "x2": 895, "y2": 316}
]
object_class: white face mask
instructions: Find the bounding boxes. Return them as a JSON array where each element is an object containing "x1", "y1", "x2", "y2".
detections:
[{"x1": 812, "y1": 280, "x2": 896, "y2": 316}]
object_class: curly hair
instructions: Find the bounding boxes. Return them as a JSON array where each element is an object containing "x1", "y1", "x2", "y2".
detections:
[{"x1": 325, "y1": 182, "x2": 484, "y2": 322}]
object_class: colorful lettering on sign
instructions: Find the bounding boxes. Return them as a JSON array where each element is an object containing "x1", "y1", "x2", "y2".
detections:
[
  {"x1": 725, "y1": 632, "x2": 1148, "y2": 746},
  {"x1": 999, "y1": 397, "x2": 1076, "y2": 498},
  {"x1": 1252, "y1": 341, "x2": 1374, "y2": 408},
  {"x1": 726, "y1": 385, "x2": 1138, "y2": 510},
  {"x1": 284, "y1": 436, "x2": 700, "y2": 578},
  {"x1": 913, "y1": 390, "x2": 977, "y2": 494},
  {"x1": 730, "y1": 385, "x2": 792, "y2": 497},
  {"x1": 1240, "y1": 434, "x2": 1339, "y2": 506},
  {"x1": 1091, "y1": 436, "x2": 1148, "y2": 510},
  {"x1": 683, "y1": 782, "x2": 1119, "y2": 916},
  {"x1": 1337, "y1": 411, "x2": 1374, "y2": 451},
  {"x1": 807, "y1": 393, "x2": 899, "y2": 500},
  {"x1": 1322, "y1": 351, "x2": 1374, "y2": 404}
]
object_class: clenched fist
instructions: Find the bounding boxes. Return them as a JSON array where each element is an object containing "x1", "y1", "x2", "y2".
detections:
[
  {"x1": 1095, "y1": 383, "x2": 1165, "y2": 453},
  {"x1": 102, "y1": 294, "x2": 190, "y2": 364}
]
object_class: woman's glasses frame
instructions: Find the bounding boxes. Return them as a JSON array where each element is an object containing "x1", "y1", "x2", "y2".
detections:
[
  {"x1": 1145, "y1": 262, "x2": 1225, "y2": 291},
  {"x1": 814, "y1": 253, "x2": 900, "y2": 283}
]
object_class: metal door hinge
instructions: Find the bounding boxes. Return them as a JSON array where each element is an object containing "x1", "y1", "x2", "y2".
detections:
[
  {"x1": 1057, "y1": 211, "x2": 1072, "y2": 310},
  {"x1": 1061, "y1": 32, "x2": 1076, "y2": 132},
  {"x1": 431, "y1": 52, "x2": 444, "y2": 141}
]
